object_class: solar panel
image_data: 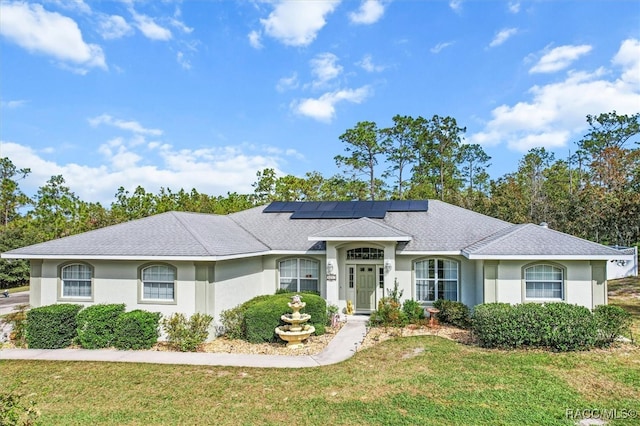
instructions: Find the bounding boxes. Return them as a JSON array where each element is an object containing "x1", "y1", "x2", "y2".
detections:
[{"x1": 265, "y1": 200, "x2": 428, "y2": 219}]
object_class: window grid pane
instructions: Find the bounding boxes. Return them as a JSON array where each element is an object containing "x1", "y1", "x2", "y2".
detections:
[
  {"x1": 279, "y1": 258, "x2": 319, "y2": 292},
  {"x1": 62, "y1": 264, "x2": 92, "y2": 298},
  {"x1": 415, "y1": 259, "x2": 458, "y2": 302},
  {"x1": 142, "y1": 265, "x2": 175, "y2": 300},
  {"x1": 525, "y1": 265, "x2": 563, "y2": 299}
]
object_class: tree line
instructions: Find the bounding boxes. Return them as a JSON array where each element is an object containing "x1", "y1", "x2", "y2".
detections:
[{"x1": 1, "y1": 111, "x2": 638, "y2": 287}]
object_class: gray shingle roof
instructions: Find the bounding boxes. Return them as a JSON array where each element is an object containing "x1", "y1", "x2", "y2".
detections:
[
  {"x1": 308, "y1": 217, "x2": 411, "y2": 241},
  {"x1": 463, "y1": 223, "x2": 623, "y2": 257},
  {"x1": 3, "y1": 200, "x2": 621, "y2": 260},
  {"x1": 4, "y1": 212, "x2": 268, "y2": 258}
]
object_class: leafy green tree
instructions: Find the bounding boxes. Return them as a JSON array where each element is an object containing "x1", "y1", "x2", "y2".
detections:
[
  {"x1": 381, "y1": 115, "x2": 418, "y2": 199},
  {"x1": 457, "y1": 143, "x2": 491, "y2": 208},
  {"x1": 0, "y1": 158, "x2": 31, "y2": 227},
  {"x1": 27, "y1": 175, "x2": 82, "y2": 241},
  {"x1": 335, "y1": 121, "x2": 385, "y2": 200}
]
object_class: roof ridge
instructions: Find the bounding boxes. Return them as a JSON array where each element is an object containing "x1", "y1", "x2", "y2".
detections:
[
  {"x1": 228, "y1": 211, "x2": 273, "y2": 250},
  {"x1": 170, "y1": 211, "x2": 221, "y2": 256},
  {"x1": 463, "y1": 223, "x2": 525, "y2": 253}
]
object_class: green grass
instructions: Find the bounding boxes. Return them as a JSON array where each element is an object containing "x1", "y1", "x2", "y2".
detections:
[
  {"x1": 5, "y1": 285, "x2": 29, "y2": 294},
  {"x1": 1, "y1": 279, "x2": 638, "y2": 425},
  {"x1": 608, "y1": 276, "x2": 640, "y2": 341},
  {"x1": 1, "y1": 336, "x2": 638, "y2": 425}
]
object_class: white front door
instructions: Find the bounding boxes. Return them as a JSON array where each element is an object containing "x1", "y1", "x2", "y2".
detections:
[{"x1": 356, "y1": 266, "x2": 377, "y2": 311}]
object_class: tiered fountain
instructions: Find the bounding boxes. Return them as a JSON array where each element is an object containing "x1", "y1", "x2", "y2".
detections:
[{"x1": 275, "y1": 294, "x2": 315, "y2": 349}]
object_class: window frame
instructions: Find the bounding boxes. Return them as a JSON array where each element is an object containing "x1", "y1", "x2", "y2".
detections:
[
  {"x1": 59, "y1": 262, "x2": 94, "y2": 301},
  {"x1": 523, "y1": 263, "x2": 565, "y2": 301},
  {"x1": 138, "y1": 263, "x2": 177, "y2": 305},
  {"x1": 414, "y1": 258, "x2": 459, "y2": 303},
  {"x1": 278, "y1": 258, "x2": 320, "y2": 293}
]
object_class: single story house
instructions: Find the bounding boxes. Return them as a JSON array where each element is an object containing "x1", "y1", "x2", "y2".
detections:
[{"x1": 2, "y1": 200, "x2": 621, "y2": 326}]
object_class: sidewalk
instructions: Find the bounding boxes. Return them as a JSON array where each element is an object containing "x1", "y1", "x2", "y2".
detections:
[{"x1": 0, "y1": 315, "x2": 370, "y2": 368}]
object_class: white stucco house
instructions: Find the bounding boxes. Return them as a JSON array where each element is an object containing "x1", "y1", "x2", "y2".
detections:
[{"x1": 2, "y1": 200, "x2": 621, "y2": 325}]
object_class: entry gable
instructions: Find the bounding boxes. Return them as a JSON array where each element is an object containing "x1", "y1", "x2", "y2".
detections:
[{"x1": 308, "y1": 217, "x2": 412, "y2": 242}]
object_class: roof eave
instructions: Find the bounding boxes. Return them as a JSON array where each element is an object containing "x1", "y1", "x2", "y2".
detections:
[
  {"x1": 464, "y1": 254, "x2": 619, "y2": 260},
  {"x1": 309, "y1": 236, "x2": 412, "y2": 242}
]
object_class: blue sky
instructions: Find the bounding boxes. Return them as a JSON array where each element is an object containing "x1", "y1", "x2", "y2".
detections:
[{"x1": 1, "y1": 0, "x2": 639, "y2": 205}]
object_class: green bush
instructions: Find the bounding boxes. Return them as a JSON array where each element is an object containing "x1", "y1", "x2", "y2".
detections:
[
  {"x1": 402, "y1": 299, "x2": 425, "y2": 323},
  {"x1": 0, "y1": 391, "x2": 40, "y2": 426},
  {"x1": 593, "y1": 305, "x2": 632, "y2": 346},
  {"x1": 161, "y1": 312, "x2": 213, "y2": 352},
  {"x1": 26, "y1": 304, "x2": 83, "y2": 349},
  {"x1": 76, "y1": 304, "x2": 126, "y2": 349},
  {"x1": 2, "y1": 303, "x2": 29, "y2": 347},
  {"x1": 219, "y1": 304, "x2": 245, "y2": 340},
  {"x1": 433, "y1": 299, "x2": 471, "y2": 329},
  {"x1": 472, "y1": 302, "x2": 598, "y2": 351},
  {"x1": 243, "y1": 293, "x2": 326, "y2": 343},
  {"x1": 244, "y1": 299, "x2": 288, "y2": 343},
  {"x1": 112, "y1": 310, "x2": 161, "y2": 350},
  {"x1": 369, "y1": 296, "x2": 408, "y2": 327}
]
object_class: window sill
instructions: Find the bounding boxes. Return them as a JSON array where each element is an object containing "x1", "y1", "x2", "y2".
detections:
[
  {"x1": 139, "y1": 299, "x2": 177, "y2": 305},
  {"x1": 58, "y1": 296, "x2": 93, "y2": 302}
]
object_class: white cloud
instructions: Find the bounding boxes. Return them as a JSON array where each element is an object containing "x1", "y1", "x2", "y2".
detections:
[
  {"x1": 310, "y1": 53, "x2": 343, "y2": 88},
  {"x1": 430, "y1": 41, "x2": 454, "y2": 54},
  {"x1": 292, "y1": 86, "x2": 372, "y2": 122},
  {"x1": 89, "y1": 114, "x2": 163, "y2": 136},
  {"x1": 45, "y1": 0, "x2": 92, "y2": 14},
  {"x1": 98, "y1": 15, "x2": 133, "y2": 40},
  {"x1": 0, "y1": 2, "x2": 106, "y2": 70},
  {"x1": 508, "y1": 1, "x2": 520, "y2": 13},
  {"x1": 613, "y1": 38, "x2": 640, "y2": 87},
  {"x1": 248, "y1": 30, "x2": 263, "y2": 49},
  {"x1": 177, "y1": 51, "x2": 191, "y2": 70},
  {"x1": 130, "y1": 9, "x2": 172, "y2": 41},
  {"x1": 357, "y1": 54, "x2": 385, "y2": 72},
  {"x1": 259, "y1": 0, "x2": 340, "y2": 46},
  {"x1": 169, "y1": 17, "x2": 193, "y2": 34},
  {"x1": 276, "y1": 72, "x2": 299, "y2": 92},
  {"x1": 489, "y1": 28, "x2": 518, "y2": 48},
  {"x1": 469, "y1": 38, "x2": 640, "y2": 152},
  {"x1": 530, "y1": 44, "x2": 592, "y2": 73},
  {"x1": 349, "y1": 0, "x2": 385, "y2": 25},
  {"x1": 1, "y1": 140, "x2": 285, "y2": 205},
  {"x1": 449, "y1": 0, "x2": 462, "y2": 12},
  {"x1": 1, "y1": 99, "x2": 28, "y2": 109}
]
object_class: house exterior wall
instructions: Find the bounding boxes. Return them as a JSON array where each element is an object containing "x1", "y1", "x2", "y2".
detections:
[{"x1": 489, "y1": 260, "x2": 605, "y2": 310}]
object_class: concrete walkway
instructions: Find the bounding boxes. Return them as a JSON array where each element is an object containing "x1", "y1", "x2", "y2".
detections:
[{"x1": 0, "y1": 314, "x2": 369, "y2": 368}]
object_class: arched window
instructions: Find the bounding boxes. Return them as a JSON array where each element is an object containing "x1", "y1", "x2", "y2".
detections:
[
  {"x1": 415, "y1": 258, "x2": 458, "y2": 302},
  {"x1": 524, "y1": 264, "x2": 563, "y2": 300},
  {"x1": 141, "y1": 265, "x2": 176, "y2": 301},
  {"x1": 61, "y1": 264, "x2": 92, "y2": 298},
  {"x1": 279, "y1": 258, "x2": 319, "y2": 292},
  {"x1": 346, "y1": 247, "x2": 384, "y2": 260}
]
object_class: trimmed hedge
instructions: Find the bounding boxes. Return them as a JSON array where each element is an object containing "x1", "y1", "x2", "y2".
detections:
[
  {"x1": 433, "y1": 299, "x2": 471, "y2": 329},
  {"x1": 472, "y1": 302, "x2": 598, "y2": 351},
  {"x1": 594, "y1": 305, "x2": 632, "y2": 346},
  {"x1": 112, "y1": 310, "x2": 161, "y2": 350},
  {"x1": 26, "y1": 304, "x2": 83, "y2": 349},
  {"x1": 243, "y1": 293, "x2": 327, "y2": 344},
  {"x1": 76, "y1": 304, "x2": 126, "y2": 349}
]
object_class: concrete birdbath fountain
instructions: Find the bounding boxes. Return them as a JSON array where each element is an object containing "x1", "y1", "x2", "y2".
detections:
[{"x1": 275, "y1": 294, "x2": 315, "y2": 349}]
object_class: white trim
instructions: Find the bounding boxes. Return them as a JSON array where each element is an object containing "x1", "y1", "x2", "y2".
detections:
[
  {"x1": 1, "y1": 250, "x2": 326, "y2": 262},
  {"x1": 309, "y1": 236, "x2": 410, "y2": 242},
  {"x1": 464, "y1": 254, "x2": 617, "y2": 260},
  {"x1": 397, "y1": 251, "x2": 462, "y2": 256}
]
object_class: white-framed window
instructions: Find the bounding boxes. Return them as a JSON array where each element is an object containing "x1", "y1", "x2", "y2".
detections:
[
  {"x1": 346, "y1": 247, "x2": 384, "y2": 260},
  {"x1": 279, "y1": 258, "x2": 319, "y2": 292},
  {"x1": 61, "y1": 263, "x2": 92, "y2": 298},
  {"x1": 525, "y1": 264, "x2": 563, "y2": 300},
  {"x1": 141, "y1": 265, "x2": 176, "y2": 301},
  {"x1": 415, "y1": 258, "x2": 458, "y2": 302}
]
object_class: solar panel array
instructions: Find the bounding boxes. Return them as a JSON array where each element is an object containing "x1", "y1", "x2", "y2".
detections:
[{"x1": 263, "y1": 200, "x2": 428, "y2": 219}]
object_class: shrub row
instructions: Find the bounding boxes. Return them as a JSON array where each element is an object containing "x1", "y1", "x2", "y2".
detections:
[
  {"x1": 433, "y1": 299, "x2": 471, "y2": 329},
  {"x1": 472, "y1": 303, "x2": 631, "y2": 351},
  {"x1": 161, "y1": 312, "x2": 213, "y2": 352},
  {"x1": 25, "y1": 304, "x2": 162, "y2": 350},
  {"x1": 220, "y1": 292, "x2": 327, "y2": 344}
]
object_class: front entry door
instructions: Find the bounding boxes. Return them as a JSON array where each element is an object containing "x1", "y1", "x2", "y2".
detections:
[{"x1": 356, "y1": 266, "x2": 377, "y2": 311}]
